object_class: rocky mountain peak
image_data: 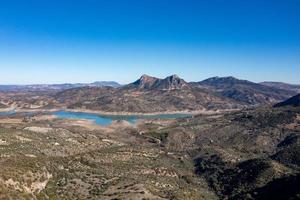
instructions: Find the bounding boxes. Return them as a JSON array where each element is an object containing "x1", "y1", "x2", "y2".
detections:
[
  {"x1": 128, "y1": 74, "x2": 189, "y2": 90},
  {"x1": 131, "y1": 74, "x2": 160, "y2": 89},
  {"x1": 162, "y1": 74, "x2": 188, "y2": 90},
  {"x1": 139, "y1": 74, "x2": 157, "y2": 82},
  {"x1": 169, "y1": 74, "x2": 180, "y2": 79}
]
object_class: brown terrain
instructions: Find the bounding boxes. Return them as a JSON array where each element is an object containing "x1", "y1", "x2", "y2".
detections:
[
  {"x1": 261, "y1": 82, "x2": 300, "y2": 93},
  {"x1": 0, "y1": 75, "x2": 296, "y2": 114},
  {"x1": 49, "y1": 75, "x2": 296, "y2": 113},
  {"x1": 0, "y1": 75, "x2": 299, "y2": 199}
]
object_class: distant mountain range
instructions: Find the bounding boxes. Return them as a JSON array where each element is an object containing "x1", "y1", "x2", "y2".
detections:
[
  {"x1": 54, "y1": 75, "x2": 240, "y2": 113},
  {"x1": 0, "y1": 81, "x2": 122, "y2": 91},
  {"x1": 193, "y1": 76, "x2": 295, "y2": 105},
  {"x1": 52, "y1": 75, "x2": 297, "y2": 113},
  {"x1": 260, "y1": 82, "x2": 300, "y2": 93},
  {"x1": 1, "y1": 75, "x2": 298, "y2": 113}
]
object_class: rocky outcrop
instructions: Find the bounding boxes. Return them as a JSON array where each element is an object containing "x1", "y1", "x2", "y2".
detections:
[{"x1": 128, "y1": 74, "x2": 189, "y2": 90}]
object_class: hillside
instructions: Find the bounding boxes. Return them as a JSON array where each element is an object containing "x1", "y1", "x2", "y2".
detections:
[
  {"x1": 0, "y1": 102, "x2": 8, "y2": 108},
  {"x1": 89, "y1": 81, "x2": 121, "y2": 88},
  {"x1": 195, "y1": 76, "x2": 296, "y2": 105},
  {"x1": 141, "y1": 106, "x2": 300, "y2": 199},
  {"x1": 274, "y1": 94, "x2": 300, "y2": 107}
]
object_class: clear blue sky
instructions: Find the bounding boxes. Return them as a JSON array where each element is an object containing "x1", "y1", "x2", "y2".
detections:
[{"x1": 0, "y1": 0, "x2": 299, "y2": 84}]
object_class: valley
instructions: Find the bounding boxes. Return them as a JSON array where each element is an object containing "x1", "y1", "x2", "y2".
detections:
[
  {"x1": 0, "y1": 75, "x2": 299, "y2": 199},
  {"x1": 2, "y1": 1, "x2": 299, "y2": 199}
]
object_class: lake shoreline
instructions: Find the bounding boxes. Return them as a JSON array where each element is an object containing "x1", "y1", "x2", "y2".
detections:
[{"x1": 12, "y1": 107, "x2": 239, "y2": 116}]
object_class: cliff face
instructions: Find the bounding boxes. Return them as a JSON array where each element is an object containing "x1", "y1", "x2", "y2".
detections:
[{"x1": 129, "y1": 74, "x2": 189, "y2": 90}]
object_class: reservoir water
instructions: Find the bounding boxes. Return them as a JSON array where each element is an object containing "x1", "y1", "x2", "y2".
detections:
[
  {"x1": 53, "y1": 110, "x2": 191, "y2": 126},
  {"x1": 0, "y1": 110, "x2": 191, "y2": 126},
  {"x1": 0, "y1": 110, "x2": 15, "y2": 116}
]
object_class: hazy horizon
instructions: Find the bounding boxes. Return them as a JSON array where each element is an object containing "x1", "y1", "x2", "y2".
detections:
[
  {"x1": 0, "y1": 73, "x2": 299, "y2": 86},
  {"x1": 0, "y1": 0, "x2": 299, "y2": 84}
]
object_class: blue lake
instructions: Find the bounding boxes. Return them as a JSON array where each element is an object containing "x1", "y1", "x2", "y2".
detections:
[
  {"x1": 0, "y1": 110, "x2": 191, "y2": 126},
  {"x1": 0, "y1": 110, "x2": 15, "y2": 116},
  {"x1": 53, "y1": 110, "x2": 191, "y2": 126}
]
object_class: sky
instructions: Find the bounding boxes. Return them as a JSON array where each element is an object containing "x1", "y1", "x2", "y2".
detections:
[{"x1": 0, "y1": 0, "x2": 299, "y2": 84}]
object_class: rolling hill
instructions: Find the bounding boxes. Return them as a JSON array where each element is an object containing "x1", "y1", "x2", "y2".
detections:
[
  {"x1": 274, "y1": 94, "x2": 300, "y2": 107},
  {"x1": 194, "y1": 76, "x2": 296, "y2": 105},
  {"x1": 0, "y1": 81, "x2": 121, "y2": 92},
  {"x1": 260, "y1": 82, "x2": 300, "y2": 93},
  {"x1": 154, "y1": 105, "x2": 300, "y2": 199}
]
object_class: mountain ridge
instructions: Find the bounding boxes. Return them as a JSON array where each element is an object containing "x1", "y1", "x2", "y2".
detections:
[
  {"x1": 1, "y1": 75, "x2": 297, "y2": 113},
  {"x1": 194, "y1": 76, "x2": 296, "y2": 105},
  {"x1": 274, "y1": 93, "x2": 300, "y2": 107},
  {"x1": 260, "y1": 81, "x2": 300, "y2": 93},
  {"x1": 0, "y1": 81, "x2": 122, "y2": 92},
  {"x1": 53, "y1": 74, "x2": 242, "y2": 113}
]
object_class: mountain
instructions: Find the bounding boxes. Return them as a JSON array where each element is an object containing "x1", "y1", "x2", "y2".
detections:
[
  {"x1": 197, "y1": 76, "x2": 250, "y2": 86},
  {"x1": 260, "y1": 82, "x2": 300, "y2": 93},
  {"x1": 127, "y1": 74, "x2": 190, "y2": 90},
  {"x1": 89, "y1": 81, "x2": 121, "y2": 88},
  {"x1": 158, "y1": 74, "x2": 190, "y2": 90},
  {"x1": 195, "y1": 76, "x2": 296, "y2": 105},
  {"x1": 274, "y1": 94, "x2": 300, "y2": 107},
  {"x1": 3, "y1": 75, "x2": 297, "y2": 113},
  {"x1": 54, "y1": 75, "x2": 241, "y2": 113},
  {"x1": 128, "y1": 74, "x2": 160, "y2": 90},
  {"x1": 0, "y1": 81, "x2": 121, "y2": 92}
]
